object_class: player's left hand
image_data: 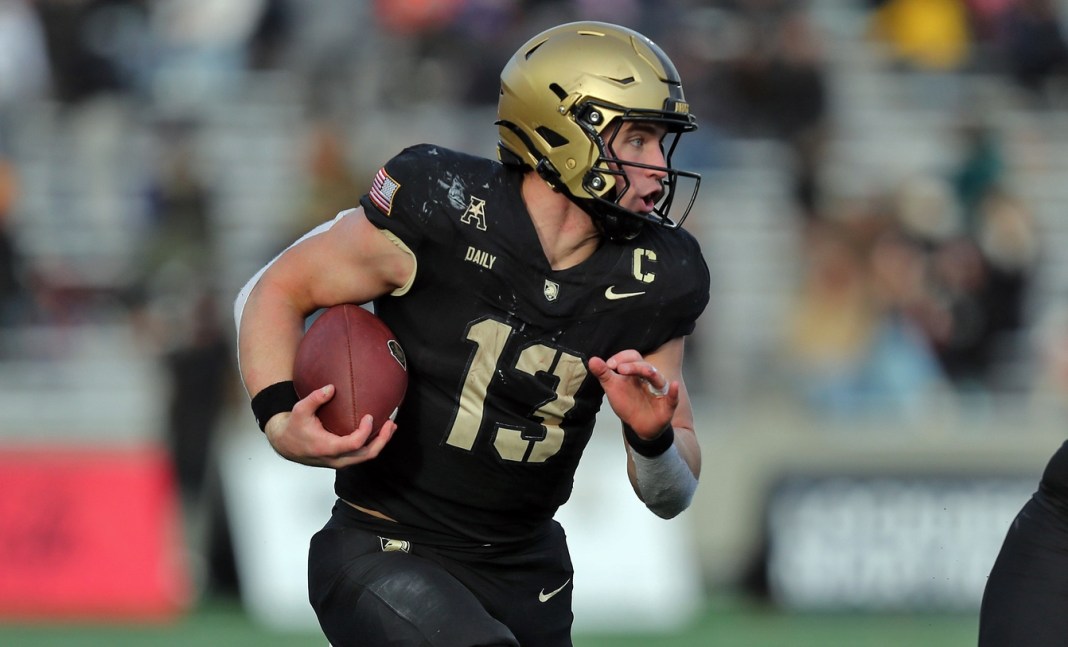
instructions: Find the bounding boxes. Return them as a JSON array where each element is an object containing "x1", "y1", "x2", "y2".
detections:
[{"x1": 589, "y1": 350, "x2": 678, "y2": 440}]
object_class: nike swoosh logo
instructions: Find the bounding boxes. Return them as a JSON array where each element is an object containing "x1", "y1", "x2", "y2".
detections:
[
  {"x1": 538, "y1": 578, "x2": 571, "y2": 603},
  {"x1": 605, "y1": 286, "x2": 645, "y2": 300}
]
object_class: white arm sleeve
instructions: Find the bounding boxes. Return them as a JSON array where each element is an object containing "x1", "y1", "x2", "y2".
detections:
[{"x1": 628, "y1": 444, "x2": 699, "y2": 519}]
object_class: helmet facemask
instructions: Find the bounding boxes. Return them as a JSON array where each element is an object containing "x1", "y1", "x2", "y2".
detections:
[{"x1": 572, "y1": 101, "x2": 701, "y2": 241}]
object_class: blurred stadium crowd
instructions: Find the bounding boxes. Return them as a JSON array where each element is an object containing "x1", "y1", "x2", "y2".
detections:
[{"x1": 2, "y1": 0, "x2": 1068, "y2": 604}]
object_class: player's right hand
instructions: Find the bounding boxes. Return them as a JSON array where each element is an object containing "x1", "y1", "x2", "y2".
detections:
[{"x1": 265, "y1": 384, "x2": 397, "y2": 469}]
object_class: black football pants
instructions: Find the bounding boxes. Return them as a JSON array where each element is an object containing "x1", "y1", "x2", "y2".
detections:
[{"x1": 308, "y1": 503, "x2": 574, "y2": 646}]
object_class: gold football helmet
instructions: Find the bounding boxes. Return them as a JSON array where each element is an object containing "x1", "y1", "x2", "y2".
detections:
[{"x1": 497, "y1": 21, "x2": 700, "y2": 240}]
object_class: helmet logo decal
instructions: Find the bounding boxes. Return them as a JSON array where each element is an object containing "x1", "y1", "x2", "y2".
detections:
[
  {"x1": 632, "y1": 248, "x2": 657, "y2": 283},
  {"x1": 460, "y1": 196, "x2": 488, "y2": 231},
  {"x1": 369, "y1": 167, "x2": 401, "y2": 216},
  {"x1": 543, "y1": 279, "x2": 560, "y2": 302}
]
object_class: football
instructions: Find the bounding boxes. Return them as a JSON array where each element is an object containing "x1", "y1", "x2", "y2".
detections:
[{"x1": 293, "y1": 304, "x2": 408, "y2": 436}]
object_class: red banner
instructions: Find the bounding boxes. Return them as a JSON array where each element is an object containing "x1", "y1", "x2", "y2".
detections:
[{"x1": 0, "y1": 445, "x2": 191, "y2": 620}]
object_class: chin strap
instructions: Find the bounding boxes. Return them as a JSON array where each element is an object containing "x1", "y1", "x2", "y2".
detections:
[{"x1": 590, "y1": 207, "x2": 644, "y2": 242}]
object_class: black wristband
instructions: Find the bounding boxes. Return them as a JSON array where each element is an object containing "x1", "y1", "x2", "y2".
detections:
[
  {"x1": 251, "y1": 380, "x2": 299, "y2": 432},
  {"x1": 623, "y1": 424, "x2": 675, "y2": 458}
]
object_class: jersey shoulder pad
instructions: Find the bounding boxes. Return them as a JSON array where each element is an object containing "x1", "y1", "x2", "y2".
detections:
[
  {"x1": 361, "y1": 144, "x2": 497, "y2": 248},
  {"x1": 641, "y1": 225, "x2": 711, "y2": 334}
]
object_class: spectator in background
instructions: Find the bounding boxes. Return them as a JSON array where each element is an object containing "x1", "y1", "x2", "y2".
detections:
[
  {"x1": 995, "y1": 0, "x2": 1068, "y2": 103},
  {"x1": 973, "y1": 187, "x2": 1040, "y2": 389},
  {"x1": 0, "y1": 157, "x2": 24, "y2": 330},
  {"x1": 131, "y1": 277, "x2": 236, "y2": 598},
  {"x1": 134, "y1": 116, "x2": 222, "y2": 489},
  {"x1": 926, "y1": 234, "x2": 998, "y2": 386},
  {"x1": 454, "y1": 0, "x2": 528, "y2": 106},
  {"x1": 33, "y1": 0, "x2": 148, "y2": 105},
  {"x1": 283, "y1": 0, "x2": 372, "y2": 115},
  {"x1": 0, "y1": 0, "x2": 50, "y2": 111},
  {"x1": 245, "y1": 0, "x2": 293, "y2": 71},
  {"x1": 162, "y1": 288, "x2": 234, "y2": 506},
  {"x1": 886, "y1": 173, "x2": 1038, "y2": 394},
  {"x1": 887, "y1": 175, "x2": 993, "y2": 389},
  {"x1": 950, "y1": 116, "x2": 1005, "y2": 231},
  {"x1": 287, "y1": 119, "x2": 364, "y2": 241},
  {"x1": 867, "y1": 0, "x2": 973, "y2": 73},
  {"x1": 772, "y1": 6, "x2": 831, "y2": 222},
  {"x1": 778, "y1": 153, "x2": 1039, "y2": 414},
  {"x1": 705, "y1": 1, "x2": 831, "y2": 222},
  {"x1": 372, "y1": 0, "x2": 466, "y2": 36},
  {"x1": 778, "y1": 209, "x2": 947, "y2": 418},
  {"x1": 138, "y1": 119, "x2": 214, "y2": 281},
  {"x1": 129, "y1": 118, "x2": 237, "y2": 598},
  {"x1": 369, "y1": 0, "x2": 471, "y2": 107},
  {"x1": 147, "y1": 0, "x2": 268, "y2": 107}
]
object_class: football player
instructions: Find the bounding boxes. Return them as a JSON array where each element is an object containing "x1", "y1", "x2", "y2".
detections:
[
  {"x1": 235, "y1": 21, "x2": 709, "y2": 646},
  {"x1": 980, "y1": 440, "x2": 1068, "y2": 646}
]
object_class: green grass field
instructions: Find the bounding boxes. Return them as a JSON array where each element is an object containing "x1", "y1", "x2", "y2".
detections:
[{"x1": 0, "y1": 595, "x2": 980, "y2": 647}]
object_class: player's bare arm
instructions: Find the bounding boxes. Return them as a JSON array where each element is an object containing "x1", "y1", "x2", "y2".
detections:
[{"x1": 237, "y1": 208, "x2": 415, "y2": 468}]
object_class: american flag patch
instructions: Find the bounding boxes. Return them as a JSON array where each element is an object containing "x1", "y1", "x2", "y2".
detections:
[{"x1": 369, "y1": 167, "x2": 401, "y2": 215}]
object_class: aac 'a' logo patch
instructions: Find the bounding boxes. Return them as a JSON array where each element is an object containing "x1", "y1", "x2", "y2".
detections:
[
  {"x1": 460, "y1": 196, "x2": 488, "y2": 231},
  {"x1": 369, "y1": 167, "x2": 401, "y2": 215}
]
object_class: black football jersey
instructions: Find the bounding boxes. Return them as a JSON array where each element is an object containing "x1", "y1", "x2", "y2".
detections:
[{"x1": 338, "y1": 144, "x2": 709, "y2": 546}]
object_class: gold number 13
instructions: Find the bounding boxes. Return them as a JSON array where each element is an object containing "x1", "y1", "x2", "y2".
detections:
[{"x1": 444, "y1": 318, "x2": 587, "y2": 463}]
